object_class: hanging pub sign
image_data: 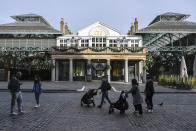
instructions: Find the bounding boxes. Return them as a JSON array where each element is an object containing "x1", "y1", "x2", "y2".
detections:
[{"x1": 92, "y1": 63, "x2": 106, "y2": 70}]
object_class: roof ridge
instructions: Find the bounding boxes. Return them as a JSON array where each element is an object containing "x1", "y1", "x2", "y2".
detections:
[
  {"x1": 0, "y1": 22, "x2": 50, "y2": 27},
  {"x1": 97, "y1": 21, "x2": 121, "y2": 34}
]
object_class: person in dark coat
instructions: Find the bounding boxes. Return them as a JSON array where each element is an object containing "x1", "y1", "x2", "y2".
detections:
[
  {"x1": 97, "y1": 78, "x2": 112, "y2": 108},
  {"x1": 8, "y1": 72, "x2": 24, "y2": 115},
  {"x1": 144, "y1": 79, "x2": 155, "y2": 112},
  {"x1": 32, "y1": 75, "x2": 42, "y2": 108},
  {"x1": 127, "y1": 79, "x2": 143, "y2": 116}
]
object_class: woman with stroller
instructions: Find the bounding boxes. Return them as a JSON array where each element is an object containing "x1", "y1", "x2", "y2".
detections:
[
  {"x1": 32, "y1": 75, "x2": 42, "y2": 108},
  {"x1": 97, "y1": 78, "x2": 112, "y2": 108},
  {"x1": 144, "y1": 79, "x2": 155, "y2": 112},
  {"x1": 126, "y1": 79, "x2": 143, "y2": 116}
]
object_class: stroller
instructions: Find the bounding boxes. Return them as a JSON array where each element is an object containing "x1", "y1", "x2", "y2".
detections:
[
  {"x1": 81, "y1": 89, "x2": 98, "y2": 107},
  {"x1": 109, "y1": 91, "x2": 129, "y2": 114}
]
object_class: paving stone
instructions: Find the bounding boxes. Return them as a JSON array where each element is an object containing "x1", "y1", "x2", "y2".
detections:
[
  {"x1": 0, "y1": 81, "x2": 196, "y2": 93},
  {"x1": 0, "y1": 90, "x2": 196, "y2": 131}
]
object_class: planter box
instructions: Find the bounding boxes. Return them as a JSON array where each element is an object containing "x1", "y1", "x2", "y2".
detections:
[
  {"x1": 158, "y1": 81, "x2": 167, "y2": 86},
  {"x1": 176, "y1": 84, "x2": 192, "y2": 90},
  {"x1": 0, "y1": 69, "x2": 7, "y2": 81},
  {"x1": 158, "y1": 81, "x2": 193, "y2": 90},
  {"x1": 73, "y1": 76, "x2": 85, "y2": 81}
]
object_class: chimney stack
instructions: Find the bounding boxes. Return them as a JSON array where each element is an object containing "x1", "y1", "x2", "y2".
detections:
[
  {"x1": 127, "y1": 22, "x2": 134, "y2": 35},
  {"x1": 60, "y1": 18, "x2": 64, "y2": 33},
  {"x1": 130, "y1": 23, "x2": 134, "y2": 35},
  {"x1": 64, "y1": 23, "x2": 72, "y2": 35},
  {"x1": 134, "y1": 18, "x2": 138, "y2": 32}
]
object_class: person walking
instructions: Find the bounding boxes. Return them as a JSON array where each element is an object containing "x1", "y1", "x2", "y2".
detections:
[
  {"x1": 32, "y1": 75, "x2": 42, "y2": 108},
  {"x1": 127, "y1": 79, "x2": 143, "y2": 116},
  {"x1": 97, "y1": 78, "x2": 112, "y2": 108},
  {"x1": 8, "y1": 72, "x2": 24, "y2": 115},
  {"x1": 144, "y1": 79, "x2": 155, "y2": 112}
]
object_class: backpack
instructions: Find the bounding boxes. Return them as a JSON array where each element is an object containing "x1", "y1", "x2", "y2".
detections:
[
  {"x1": 106, "y1": 82, "x2": 111, "y2": 90},
  {"x1": 8, "y1": 77, "x2": 20, "y2": 92}
]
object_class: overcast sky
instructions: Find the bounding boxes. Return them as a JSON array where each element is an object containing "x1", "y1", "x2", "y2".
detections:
[{"x1": 0, "y1": 0, "x2": 196, "y2": 34}]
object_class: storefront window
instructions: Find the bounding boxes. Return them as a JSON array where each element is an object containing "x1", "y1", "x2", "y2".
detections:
[{"x1": 73, "y1": 61, "x2": 86, "y2": 81}]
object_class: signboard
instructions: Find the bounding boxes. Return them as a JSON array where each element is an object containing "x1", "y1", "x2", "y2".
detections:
[
  {"x1": 90, "y1": 28, "x2": 106, "y2": 36},
  {"x1": 92, "y1": 63, "x2": 106, "y2": 70}
]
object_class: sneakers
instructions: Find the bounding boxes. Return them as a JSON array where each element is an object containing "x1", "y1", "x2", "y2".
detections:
[
  {"x1": 18, "y1": 111, "x2": 25, "y2": 115},
  {"x1": 133, "y1": 111, "x2": 139, "y2": 115},
  {"x1": 10, "y1": 112, "x2": 18, "y2": 116},
  {"x1": 148, "y1": 109, "x2": 153, "y2": 113},
  {"x1": 136, "y1": 113, "x2": 143, "y2": 117},
  {"x1": 34, "y1": 104, "x2": 40, "y2": 108}
]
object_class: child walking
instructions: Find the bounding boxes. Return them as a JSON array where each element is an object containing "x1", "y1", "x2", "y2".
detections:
[{"x1": 32, "y1": 75, "x2": 42, "y2": 108}]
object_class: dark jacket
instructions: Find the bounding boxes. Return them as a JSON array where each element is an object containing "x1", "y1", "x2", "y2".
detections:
[
  {"x1": 99, "y1": 80, "x2": 111, "y2": 92},
  {"x1": 144, "y1": 81, "x2": 155, "y2": 97},
  {"x1": 8, "y1": 76, "x2": 21, "y2": 92}
]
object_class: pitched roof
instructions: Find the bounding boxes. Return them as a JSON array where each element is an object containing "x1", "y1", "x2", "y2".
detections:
[
  {"x1": 137, "y1": 21, "x2": 196, "y2": 33},
  {"x1": 77, "y1": 21, "x2": 121, "y2": 35},
  {"x1": 0, "y1": 14, "x2": 62, "y2": 35},
  {"x1": 11, "y1": 13, "x2": 51, "y2": 27},
  {"x1": 11, "y1": 14, "x2": 39, "y2": 17},
  {"x1": 149, "y1": 12, "x2": 190, "y2": 26}
]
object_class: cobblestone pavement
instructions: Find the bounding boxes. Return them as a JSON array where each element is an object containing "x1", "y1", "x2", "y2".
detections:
[
  {"x1": 0, "y1": 91, "x2": 196, "y2": 131},
  {"x1": 0, "y1": 81, "x2": 196, "y2": 93}
]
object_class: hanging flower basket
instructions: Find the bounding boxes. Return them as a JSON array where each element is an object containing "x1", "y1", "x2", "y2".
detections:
[
  {"x1": 126, "y1": 47, "x2": 143, "y2": 52},
  {"x1": 89, "y1": 47, "x2": 107, "y2": 52},
  {"x1": 143, "y1": 65, "x2": 149, "y2": 71},
  {"x1": 109, "y1": 47, "x2": 124, "y2": 52},
  {"x1": 107, "y1": 65, "x2": 112, "y2": 70}
]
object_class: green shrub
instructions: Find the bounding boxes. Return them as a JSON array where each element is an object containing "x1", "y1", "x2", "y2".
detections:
[{"x1": 158, "y1": 75, "x2": 195, "y2": 89}]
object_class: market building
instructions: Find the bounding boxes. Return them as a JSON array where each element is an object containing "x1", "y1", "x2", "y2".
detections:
[
  {"x1": 51, "y1": 19, "x2": 146, "y2": 82},
  {"x1": 136, "y1": 12, "x2": 196, "y2": 77},
  {"x1": 0, "y1": 14, "x2": 62, "y2": 80}
]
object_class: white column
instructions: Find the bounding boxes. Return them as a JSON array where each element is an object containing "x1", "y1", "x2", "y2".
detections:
[
  {"x1": 124, "y1": 59, "x2": 128, "y2": 83},
  {"x1": 51, "y1": 59, "x2": 55, "y2": 81},
  {"x1": 106, "y1": 39, "x2": 110, "y2": 47},
  {"x1": 138, "y1": 61, "x2": 142, "y2": 83},
  {"x1": 79, "y1": 38, "x2": 81, "y2": 47},
  {"x1": 87, "y1": 59, "x2": 92, "y2": 82},
  {"x1": 143, "y1": 61, "x2": 147, "y2": 83},
  {"x1": 107, "y1": 59, "x2": 111, "y2": 82},
  {"x1": 135, "y1": 62, "x2": 138, "y2": 81},
  {"x1": 89, "y1": 38, "x2": 92, "y2": 47},
  {"x1": 55, "y1": 60, "x2": 59, "y2": 81},
  {"x1": 69, "y1": 58, "x2": 73, "y2": 81},
  {"x1": 87, "y1": 59, "x2": 91, "y2": 75}
]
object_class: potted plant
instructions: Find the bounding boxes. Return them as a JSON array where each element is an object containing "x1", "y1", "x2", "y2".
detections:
[{"x1": 143, "y1": 65, "x2": 149, "y2": 71}]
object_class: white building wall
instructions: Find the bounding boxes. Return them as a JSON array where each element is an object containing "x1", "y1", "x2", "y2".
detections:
[
  {"x1": 56, "y1": 21, "x2": 143, "y2": 48},
  {"x1": 78, "y1": 22, "x2": 121, "y2": 36}
]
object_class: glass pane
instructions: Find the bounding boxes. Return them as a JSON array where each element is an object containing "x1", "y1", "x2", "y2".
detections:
[{"x1": 92, "y1": 38, "x2": 95, "y2": 42}]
